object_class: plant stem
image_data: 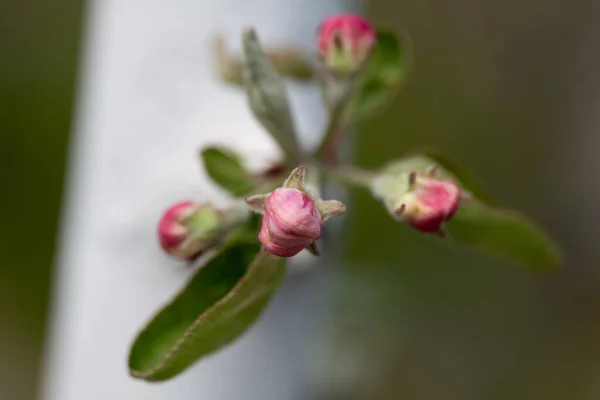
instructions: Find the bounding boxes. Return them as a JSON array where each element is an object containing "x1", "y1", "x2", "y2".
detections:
[
  {"x1": 314, "y1": 100, "x2": 346, "y2": 160},
  {"x1": 314, "y1": 74, "x2": 356, "y2": 162},
  {"x1": 323, "y1": 165, "x2": 376, "y2": 189}
]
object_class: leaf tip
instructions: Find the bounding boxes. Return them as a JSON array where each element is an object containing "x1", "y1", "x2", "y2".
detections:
[
  {"x1": 282, "y1": 164, "x2": 306, "y2": 190},
  {"x1": 128, "y1": 368, "x2": 143, "y2": 380},
  {"x1": 534, "y1": 242, "x2": 564, "y2": 270}
]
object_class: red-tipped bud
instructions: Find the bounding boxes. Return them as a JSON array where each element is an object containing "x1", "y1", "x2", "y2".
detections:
[
  {"x1": 246, "y1": 165, "x2": 346, "y2": 258},
  {"x1": 158, "y1": 201, "x2": 221, "y2": 261},
  {"x1": 259, "y1": 188, "x2": 322, "y2": 257},
  {"x1": 373, "y1": 159, "x2": 468, "y2": 236},
  {"x1": 317, "y1": 14, "x2": 376, "y2": 74},
  {"x1": 397, "y1": 178, "x2": 461, "y2": 233}
]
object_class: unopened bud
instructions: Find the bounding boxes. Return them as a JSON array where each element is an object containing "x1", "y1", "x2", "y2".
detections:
[
  {"x1": 245, "y1": 165, "x2": 346, "y2": 258},
  {"x1": 373, "y1": 162, "x2": 464, "y2": 235},
  {"x1": 396, "y1": 176, "x2": 461, "y2": 234},
  {"x1": 317, "y1": 14, "x2": 376, "y2": 74},
  {"x1": 158, "y1": 201, "x2": 221, "y2": 261},
  {"x1": 260, "y1": 188, "x2": 322, "y2": 257}
]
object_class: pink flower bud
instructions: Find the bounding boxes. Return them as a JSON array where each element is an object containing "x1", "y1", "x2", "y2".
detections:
[
  {"x1": 398, "y1": 178, "x2": 461, "y2": 233},
  {"x1": 317, "y1": 14, "x2": 376, "y2": 73},
  {"x1": 259, "y1": 188, "x2": 322, "y2": 257},
  {"x1": 158, "y1": 201, "x2": 220, "y2": 261}
]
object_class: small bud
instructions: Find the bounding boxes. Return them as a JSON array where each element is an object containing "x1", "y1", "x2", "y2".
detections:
[
  {"x1": 158, "y1": 201, "x2": 221, "y2": 261},
  {"x1": 247, "y1": 165, "x2": 346, "y2": 258},
  {"x1": 396, "y1": 177, "x2": 461, "y2": 233},
  {"x1": 259, "y1": 188, "x2": 323, "y2": 257},
  {"x1": 317, "y1": 14, "x2": 376, "y2": 74}
]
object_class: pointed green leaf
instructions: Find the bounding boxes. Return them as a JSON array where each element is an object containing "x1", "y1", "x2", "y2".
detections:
[
  {"x1": 128, "y1": 238, "x2": 286, "y2": 381},
  {"x1": 242, "y1": 28, "x2": 300, "y2": 165},
  {"x1": 214, "y1": 35, "x2": 314, "y2": 87},
  {"x1": 448, "y1": 201, "x2": 562, "y2": 269},
  {"x1": 201, "y1": 146, "x2": 255, "y2": 196},
  {"x1": 354, "y1": 30, "x2": 407, "y2": 119},
  {"x1": 282, "y1": 164, "x2": 306, "y2": 190}
]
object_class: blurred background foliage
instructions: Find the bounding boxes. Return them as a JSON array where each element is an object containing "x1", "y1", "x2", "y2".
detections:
[
  {"x1": 340, "y1": 1, "x2": 600, "y2": 399},
  {"x1": 4, "y1": 0, "x2": 600, "y2": 398},
  {"x1": 0, "y1": 1, "x2": 82, "y2": 398}
]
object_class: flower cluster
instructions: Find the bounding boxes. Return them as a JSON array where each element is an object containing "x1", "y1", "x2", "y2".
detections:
[
  {"x1": 157, "y1": 14, "x2": 468, "y2": 260},
  {"x1": 132, "y1": 11, "x2": 560, "y2": 387}
]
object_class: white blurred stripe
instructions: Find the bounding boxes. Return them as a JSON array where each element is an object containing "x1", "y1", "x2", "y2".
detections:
[{"x1": 40, "y1": 1, "x2": 360, "y2": 399}]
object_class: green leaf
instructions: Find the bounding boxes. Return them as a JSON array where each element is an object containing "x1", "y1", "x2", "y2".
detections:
[
  {"x1": 214, "y1": 35, "x2": 314, "y2": 87},
  {"x1": 242, "y1": 28, "x2": 300, "y2": 165},
  {"x1": 448, "y1": 201, "x2": 562, "y2": 269},
  {"x1": 201, "y1": 146, "x2": 255, "y2": 196},
  {"x1": 128, "y1": 237, "x2": 286, "y2": 381},
  {"x1": 354, "y1": 30, "x2": 407, "y2": 119}
]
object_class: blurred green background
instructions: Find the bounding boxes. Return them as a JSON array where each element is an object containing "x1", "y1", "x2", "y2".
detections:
[
  {"x1": 341, "y1": 1, "x2": 600, "y2": 399},
  {"x1": 3, "y1": 0, "x2": 600, "y2": 399},
  {"x1": 1, "y1": 1, "x2": 82, "y2": 399}
]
